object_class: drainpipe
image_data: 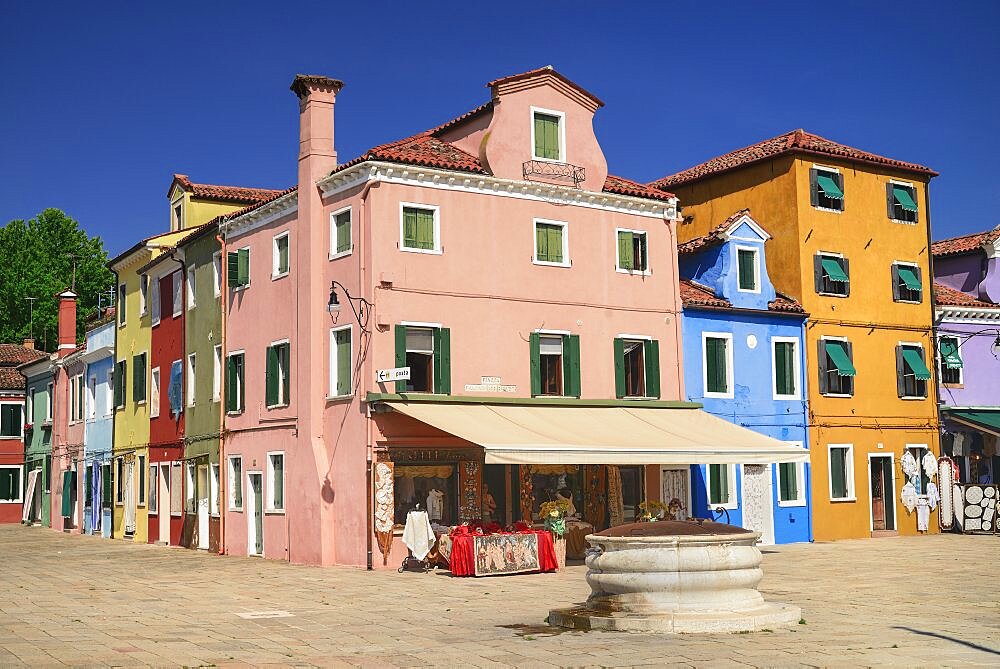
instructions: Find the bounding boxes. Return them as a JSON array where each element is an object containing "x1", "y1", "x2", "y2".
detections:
[
  {"x1": 801, "y1": 316, "x2": 814, "y2": 543},
  {"x1": 216, "y1": 233, "x2": 227, "y2": 555},
  {"x1": 361, "y1": 178, "x2": 380, "y2": 571}
]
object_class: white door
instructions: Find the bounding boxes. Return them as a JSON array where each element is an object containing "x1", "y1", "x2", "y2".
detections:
[
  {"x1": 741, "y1": 464, "x2": 775, "y2": 545},
  {"x1": 247, "y1": 472, "x2": 263, "y2": 556},
  {"x1": 158, "y1": 464, "x2": 170, "y2": 542},
  {"x1": 124, "y1": 459, "x2": 136, "y2": 535},
  {"x1": 197, "y1": 465, "x2": 209, "y2": 550},
  {"x1": 660, "y1": 467, "x2": 691, "y2": 520}
]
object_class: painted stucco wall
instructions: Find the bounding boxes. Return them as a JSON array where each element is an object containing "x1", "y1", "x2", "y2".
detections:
[
  {"x1": 83, "y1": 320, "x2": 114, "y2": 537},
  {"x1": 0, "y1": 389, "x2": 29, "y2": 524},
  {"x1": 936, "y1": 316, "x2": 1000, "y2": 408},
  {"x1": 935, "y1": 251, "x2": 1000, "y2": 305},
  {"x1": 51, "y1": 354, "x2": 85, "y2": 533},
  {"x1": 23, "y1": 364, "x2": 54, "y2": 526}
]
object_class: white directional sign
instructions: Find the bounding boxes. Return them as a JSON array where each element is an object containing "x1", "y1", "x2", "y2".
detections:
[{"x1": 376, "y1": 367, "x2": 411, "y2": 383}]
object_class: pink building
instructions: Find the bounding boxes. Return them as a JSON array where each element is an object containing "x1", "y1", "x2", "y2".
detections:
[
  {"x1": 50, "y1": 291, "x2": 86, "y2": 532},
  {"x1": 219, "y1": 68, "x2": 802, "y2": 568}
]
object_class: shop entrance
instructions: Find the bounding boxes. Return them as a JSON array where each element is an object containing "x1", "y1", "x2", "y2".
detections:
[
  {"x1": 197, "y1": 465, "x2": 209, "y2": 550},
  {"x1": 482, "y1": 465, "x2": 508, "y2": 524},
  {"x1": 869, "y1": 454, "x2": 896, "y2": 533}
]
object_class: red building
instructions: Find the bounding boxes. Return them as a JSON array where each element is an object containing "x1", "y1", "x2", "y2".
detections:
[{"x1": 0, "y1": 341, "x2": 47, "y2": 523}]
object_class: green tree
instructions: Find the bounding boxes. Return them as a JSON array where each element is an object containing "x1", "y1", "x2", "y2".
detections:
[{"x1": 0, "y1": 209, "x2": 114, "y2": 351}]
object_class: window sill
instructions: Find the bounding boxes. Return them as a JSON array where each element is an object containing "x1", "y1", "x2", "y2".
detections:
[
  {"x1": 777, "y1": 499, "x2": 807, "y2": 508},
  {"x1": 229, "y1": 507, "x2": 243, "y2": 513},
  {"x1": 531, "y1": 155, "x2": 566, "y2": 164},
  {"x1": 622, "y1": 396, "x2": 659, "y2": 401},
  {"x1": 736, "y1": 287, "x2": 761, "y2": 294},
  {"x1": 230, "y1": 284, "x2": 250, "y2": 293},
  {"x1": 266, "y1": 403, "x2": 290, "y2": 410},
  {"x1": 942, "y1": 383, "x2": 964, "y2": 389},
  {"x1": 171, "y1": 512, "x2": 183, "y2": 517},
  {"x1": 0, "y1": 436, "x2": 22, "y2": 440},
  {"x1": 889, "y1": 219, "x2": 918, "y2": 226},
  {"x1": 326, "y1": 394, "x2": 354, "y2": 403},
  {"x1": 773, "y1": 394, "x2": 802, "y2": 401},
  {"x1": 226, "y1": 410, "x2": 245, "y2": 416},
  {"x1": 704, "y1": 392, "x2": 735, "y2": 400},
  {"x1": 265, "y1": 509, "x2": 285, "y2": 515},
  {"x1": 329, "y1": 248, "x2": 353, "y2": 261},
  {"x1": 900, "y1": 396, "x2": 928, "y2": 401},
  {"x1": 148, "y1": 510, "x2": 158, "y2": 516},
  {"x1": 821, "y1": 393, "x2": 854, "y2": 399},
  {"x1": 816, "y1": 291, "x2": 849, "y2": 298},
  {"x1": 172, "y1": 311, "x2": 182, "y2": 319},
  {"x1": 813, "y1": 206, "x2": 843, "y2": 214},
  {"x1": 533, "y1": 259, "x2": 571, "y2": 268},
  {"x1": 829, "y1": 497, "x2": 857, "y2": 503},
  {"x1": 271, "y1": 272, "x2": 289, "y2": 281},
  {"x1": 615, "y1": 267, "x2": 651, "y2": 276},
  {"x1": 710, "y1": 502, "x2": 739, "y2": 511},
  {"x1": 401, "y1": 247, "x2": 442, "y2": 256},
  {"x1": 894, "y1": 299, "x2": 922, "y2": 305}
]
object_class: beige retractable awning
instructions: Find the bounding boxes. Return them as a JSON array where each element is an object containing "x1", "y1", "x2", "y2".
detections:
[{"x1": 383, "y1": 401, "x2": 808, "y2": 465}]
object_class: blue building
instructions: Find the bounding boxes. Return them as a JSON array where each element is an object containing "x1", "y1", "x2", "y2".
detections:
[
  {"x1": 678, "y1": 210, "x2": 811, "y2": 544},
  {"x1": 80, "y1": 315, "x2": 115, "y2": 537}
]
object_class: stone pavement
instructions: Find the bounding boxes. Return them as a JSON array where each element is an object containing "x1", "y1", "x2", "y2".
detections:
[{"x1": 0, "y1": 526, "x2": 998, "y2": 667}]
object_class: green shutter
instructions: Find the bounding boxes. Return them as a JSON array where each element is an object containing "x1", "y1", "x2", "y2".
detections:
[
  {"x1": 265, "y1": 345, "x2": 278, "y2": 407},
  {"x1": 830, "y1": 448, "x2": 847, "y2": 498},
  {"x1": 0, "y1": 404, "x2": 19, "y2": 437},
  {"x1": 417, "y1": 210, "x2": 435, "y2": 250},
  {"x1": 536, "y1": 224, "x2": 547, "y2": 262},
  {"x1": 775, "y1": 341, "x2": 795, "y2": 396},
  {"x1": 824, "y1": 341, "x2": 857, "y2": 377},
  {"x1": 613, "y1": 338, "x2": 626, "y2": 399},
  {"x1": 563, "y1": 334, "x2": 581, "y2": 397},
  {"x1": 644, "y1": 339, "x2": 660, "y2": 399},
  {"x1": 434, "y1": 328, "x2": 451, "y2": 395},
  {"x1": 548, "y1": 225, "x2": 563, "y2": 263},
  {"x1": 618, "y1": 231, "x2": 633, "y2": 270},
  {"x1": 336, "y1": 212, "x2": 351, "y2": 253},
  {"x1": 237, "y1": 354, "x2": 245, "y2": 411},
  {"x1": 706, "y1": 338, "x2": 727, "y2": 394},
  {"x1": 738, "y1": 249, "x2": 756, "y2": 290},
  {"x1": 281, "y1": 344, "x2": 290, "y2": 405},
  {"x1": 61, "y1": 470, "x2": 74, "y2": 517},
  {"x1": 132, "y1": 354, "x2": 145, "y2": 403},
  {"x1": 534, "y1": 113, "x2": 560, "y2": 160},
  {"x1": 529, "y1": 333, "x2": 541, "y2": 396},
  {"x1": 227, "y1": 251, "x2": 240, "y2": 287},
  {"x1": 102, "y1": 464, "x2": 112, "y2": 507},
  {"x1": 237, "y1": 248, "x2": 250, "y2": 286},
  {"x1": 403, "y1": 208, "x2": 417, "y2": 249},
  {"x1": 277, "y1": 236, "x2": 289, "y2": 274},
  {"x1": 902, "y1": 348, "x2": 932, "y2": 381},
  {"x1": 709, "y1": 464, "x2": 728, "y2": 505},
  {"x1": 394, "y1": 325, "x2": 408, "y2": 392},
  {"x1": 336, "y1": 329, "x2": 352, "y2": 396},
  {"x1": 941, "y1": 338, "x2": 963, "y2": 369},
  {"x1": 779, "y1": 463, "x2": 796, "y2": 501},
  {"x1": 225, "y1": 356, "x2": 237, "y2": 412},
  {"x1": 892, "y1": 187, "x2": 918, "y2": 212},
  {"x1": 0, "y1": 468, "x2": 15, "y2": 502}
]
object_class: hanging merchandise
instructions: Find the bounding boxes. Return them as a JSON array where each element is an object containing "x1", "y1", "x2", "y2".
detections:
[
  {"x1": 916, "y1": 497, "x2": 930, "y2": 531},
  {"x1": 373, "y1": 460, "x2": 395, "y2": 565},
  {"x1": 958, "y1": 484, "x2": 999, "y2": 534},
  {"x1": 937, "y1": 456, "x2": 955, "y2": 530},
  {"x1": 952, "y1": 433, "x2": 966, "y2": 457},
  {"x1": 900, "y1": 450, "x2": 919, "y2": 478},
  {"x1": 926, "y1": 481, "x2": 940, "y2": 511},
  {"x1": 984, "y1": 434, "x2": 997, "y2": 458},
  {"x1": 900, "y1": 480, "x2": 918, "y2": 514},
  {"x1": 922, "y1": 451, "x2": 938, "y2": 480}
]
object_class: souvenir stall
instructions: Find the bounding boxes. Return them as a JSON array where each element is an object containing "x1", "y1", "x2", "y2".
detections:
[{"x1": 899, "y1": 449, "x2": 941, "y2": 533}]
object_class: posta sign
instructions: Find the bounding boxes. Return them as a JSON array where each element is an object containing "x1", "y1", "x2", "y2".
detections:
[{"x1": 376, "y1": 367, "x2": 411, "y2": 383}]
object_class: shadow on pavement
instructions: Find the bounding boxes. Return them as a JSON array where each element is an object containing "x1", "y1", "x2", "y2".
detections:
[{"x1": 893, "y1": 627, "x2": 1000, "y2": 655}]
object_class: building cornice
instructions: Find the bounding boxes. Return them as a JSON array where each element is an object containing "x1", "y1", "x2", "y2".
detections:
[
  {"x1": 219, "y1": 190, "x2": 298, "y2": 239},
  {"x1": 935, "y1": 306, "x2": 1000, "y2": 321}
]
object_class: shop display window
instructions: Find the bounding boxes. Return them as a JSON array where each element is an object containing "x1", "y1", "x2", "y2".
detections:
[
  {"x1": 529, "y1": 465, "x2": 583, "y2": 520},
  {"x1": 394, "y1": 464, "x2": 457, "y2": 526}
]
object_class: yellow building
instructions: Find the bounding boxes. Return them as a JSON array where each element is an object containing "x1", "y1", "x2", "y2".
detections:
[
  {"x1": 109, "y1": 176, "x2": 285, "y2": 541},
  {"x1": 653, "y1": 130, "x2": 939, "y2": 540}
]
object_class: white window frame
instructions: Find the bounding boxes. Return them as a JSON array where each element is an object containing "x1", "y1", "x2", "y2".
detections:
[
  {"x1": 170, "y1": 461, "x2": 183, "y2": 516},
  {"x1": 530, "y1": 106, "x2": 566, "y2": 163},
  {"x1": 87, "y1": 374, "x2": 97, "y2": 421},
  {"x1": 0, "y1": 401, "x2": 23, "y2": 439},
  {"x1": 776, "y1": 442, "x2": 807, "y2": 508},
  {"x1": 149, "y1": 273, "x2": 161, "y2": 327},
  {"x1": 115, "y1": 457, "x2": 125, "y2": 506},
  {"x1": 828, "y1": 443, "x2": 856, "y2": 502},
  {"x1": 210, "y1": 463, "x2": 220, "y2": 517},
  {"x1": 171, "y1": 270, "x2": 183, "y2": 318},
  {"x1": 937, "y1": 334, "x2": 963, "y2": 386},
  {"x1": 770, "y1": 336, "x2": 801, "y2": 400},
  {"x1": 212, "y1": 345, "x2": 222, "y2": 402},
  {"x1": 185, "y1": 461, "x2": 196, "y2": 514},
  {"x1": 118, "y1": 283, "x2": 126, "y2": 328},
  {"x1": 267, "y1": 339, "x2": 290, "y2": 408},
  {"x1": 231, "y1": 246, "x2": 251, "y2": 291},
  {"x1": 139, "y1": 275, "x2": 148, "y2": 316},
  {"x1": 329, "y1": 206, "x2": 353, "y2": 260},
  {"x1": 892, "y1": 260, "x2": 922, "y2": 304},
  {"x1": 212, "y1": 252, "x2": 222, "y2": 298},
  {"x1": 266, "y1": 451, "x2": 285, "y2": 513},
  {"x1": 328, "y1": 324, "x2": 353, "y2": 399},
  {"x1": 614, "y1": 227, "x2": 651, "y2": 275},
  {"x1": 136, "y1": 454, "x2": 146, "y2": 507},
  {"x1": 812, "y1": 164, "x2": 844, "y2": 214},
  {"x1": 701, "y1": 331, "x2": 734, "y2": 400},
  {"x1": 186, "y1": 353, "x2": 196, "y2": 408},
  {"x1": 819, "y1": 335, "x2": 853, "y2": 398},
  {"x1": 888, "y1": 178, "x2": 918, "y2": 225},
  {"x1": 45, "y1": 382, "x2": 53, "y2": 422},
  {"x1": 272, "y1": 231, "x2": 290, "y2": 280},
  {"x1": 705, "y1": 463, "x2": 738, "y2": 510},
  {"x1": 171, "y1": 198, "x2": 183, "y2": 231},
  {"x1": 399, "y1": 202, "x2": 442, "y2": 255},
  {"x1": 105, "y1": 370, "x2": 114, "y2": 416},
  {"x1": 186, "y1": 267, "x2": 196, "y2": 310},
  {"x1": 227, "y1": 455, "x2": 243, "y2": 511},
  {"x1": 532, "y1": 218, "x2": 571, "y2": 268},
  {"x1": 149, "y1": 367, "x2": 161, "y2": 419},
  {"x1": 734, "y1": 245, "x2": 761, "y2": 293},
  {"x1": 898, "y1": 340, "x2": 929, "y2": 400},
  {"x1": 226, "y1": 350, "x2": 245, "y2": 414},
  {"x1": 0, "y1": 464, "x2": 24, "y2": 503}
]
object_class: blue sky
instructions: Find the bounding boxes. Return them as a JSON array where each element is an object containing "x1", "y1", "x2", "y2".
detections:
[{"x1": 2, "y1": 1, "x2": 997, "y2": 255}]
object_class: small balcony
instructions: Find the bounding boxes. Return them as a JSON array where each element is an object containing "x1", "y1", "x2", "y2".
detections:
[{"x1": 522, "y1": 160, "x2": 585, "y2": 187}]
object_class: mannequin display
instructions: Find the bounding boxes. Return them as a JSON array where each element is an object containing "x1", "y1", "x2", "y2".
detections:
[
  {"x1": 483, "y1": 486, "x2": 497, "y2": 521},
  {"x1": 556, "y1": 488, "x2": 578, "y2": 518},
  {"x1": 426, "y1": 488, "x2": 445, "y2": 522}
]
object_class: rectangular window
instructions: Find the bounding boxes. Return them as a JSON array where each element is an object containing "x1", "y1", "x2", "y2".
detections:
[
  {"x1": 331, "y1": 209, "x2": 352, "y2": 257},
  {"x1": 736, "y1": 247, "x2": 759, "y2": 292},
  {"x1": 891, "y1": 262, "x2": 923, "y2": 303},
  {"x1": 777, "y1": 462, "x2": 806, "y2": 506},
  {"x1": 1, "y1": 403, "x2": 22, "y2": 438},
  {"x1": 105, "y1": 370, "x2": 114, "y2": 415},
  {"x1": 227, "y1": 248, "x2": 250, "y2": 289},
  {"x1": 272, "y1": 232, "x2": 289, "y2": 278},
  {"x1": 819, "y1": 339, "x2": 855, "y2": 396},
  {"x1": 814, "y1": 253, "x2": 850, "y2": 296},
  {"x1": 404, "y1": 327, "x2": 435, "y2": 393},
  {"x1": 907, "y1": 446, "x2": 931, "y2": 494},
  {"x1": 148, "y1": 462, "x2": 158, "y2": 514},
  {"x1": 532, "y1": 110, "x2": 562, "y2": 161},
  {"x1": 87, "y1": 375, "x2": 96, "y2": 420},
  {"x1": 939, "y1": 336, "x2": 963, "y2": 385},
  {"x1": 132, "y1": 353, "x2": 146, "y2": 403},
  {"x1": 171, "y1": 271, "x2": 183, "y2": 317},
  {"x1": 213, "y1": 252, "x2": 222, "y2": 297},
  {"x1": 888, "y1": 182, "x2": 919, "y2": 223},
  {"x1": 267, "y1": 452, "x2": 284, "y2": 512},
  {"x1": 210, "y1": 463, "x2": 220, "y2": 516},
  {"x1": 101, "y1": 463, "x2": 112, "y2": 508},
  {"x1": 897, "y1": 344, "x2": 930, "y2": 399},
  {"x1": 115, "y1": 457, "x2": 124, "y2": 505},
  {"x1": 707, "y1": 464, "x2": 735, "y2": 508},
  {"x1": 118, "y1": 284, "x2": 126, "y2": 326},
  {"x1": 265, "y1": 342, "x2": 290, "y2": 408},
  {"x1": 173, "y1": 203, "x2": 183, "y2": 230},
  {"x1": 137, "y1": 454, "x2": 146, "y2": 506},
  {"x1": 772, "y1": 338, "x2": 799, "y2": 399},
  {"x1": 76, "y1": 374, "x2": 84, "y2": 422},
  {"x1": 401, "y1": 205, "x2": 439, "y2": 252},
  {"x1": 0, "y1": 465, "x2": 22, "y2": 503},
  {"x1": 185, "y1": 462, "x2": 196, "y2": 514},
  {"x1": 150, "y1": 274, "x2": 161, "y2": 326},
  {"x1": 810, "y1": 167, "x2": 844, "y2": 211},
  {"x1": 46, "y1": 382, "x2": 53, "y2": 421},
  {"x1": 186, "y1": 267, "x2": 196, "y2": 309},
  {"x1": 393, "y1": 325, "x2": 451, "y2": 395},
  {"x1": 614, "y1": 338, "x2": 660, "y2": 399},
  {"x1": 530, "y1": 332, "x2": 580, "y2": 397},
  {"x1": 139, "y1": 275, "x2": 148, "y2": 316},
  {"x1": 149, "y1": 367, "x2": 161, "y2": 419},
  {"x1": 329, "y1": 326, "x2": 352, "y2": 397},
  {"x1": 170, "y1": 462, "x2": 183, "y2": 515},
  {"x1": 69, "y1": 376, "x2": 77, "y2": 422},
  {"x1": 186, "y1": 353, "x2": 197, "y2": 407},
  {"x1": 616, "y1": 229, "x2": 648, "y2": 273},
  {"x1": 228, "y1": 456, "x2": 243, "y2": 511},
  {"x1": 225, "y1": 352, "x2": 245, "y2": 413},
  {"x1": 213, "y1": 345, "x2": 222, "y2": 402},
  {"x1": 703, "y1": 333, "x2": 732, "y2": 397},
  {"x1": 828, "y1": 445, "x2": 854, "y2": 500},
  {"x1": 534, "y1": 220, "x2": 568, "y2": 266}
]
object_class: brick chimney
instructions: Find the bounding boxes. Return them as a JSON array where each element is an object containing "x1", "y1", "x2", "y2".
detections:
[
  {"x1": 56, "y1": 289, "x2": 77, "y2": 357},
  {"x1": 22, "y1": 338, "x2": 34, "y2": 350},
  {"x1": 290, "y1": 74, "x2": 344, "y2": 182}
]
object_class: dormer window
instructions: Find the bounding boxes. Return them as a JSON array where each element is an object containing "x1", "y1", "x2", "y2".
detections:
[
  {"x1": 532, "y1": 109, "x2": 564, "y2": 162},
  {"x1": 172, "y1": 203, "x2": 183, "y2": 231},
  {"x1": 736, "y1": 247, "x2": 759, "y2": 292}
]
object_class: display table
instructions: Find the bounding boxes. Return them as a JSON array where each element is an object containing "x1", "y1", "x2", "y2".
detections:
[{"x1": 449, "y1": 528, "x2": 558, "y2": 576}]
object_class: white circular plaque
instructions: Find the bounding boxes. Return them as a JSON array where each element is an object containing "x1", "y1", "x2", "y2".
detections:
[{"x1": 746, "y1": 334, "x2": 757, "y2": 349}]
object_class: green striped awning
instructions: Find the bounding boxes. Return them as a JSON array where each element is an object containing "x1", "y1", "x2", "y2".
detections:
[
  {"x1": 945, "y1": 409, "x2": 1000, "y2": 434},
  {"x1": 825, "y1": 341, "x2": 856, "y2": 377},
  {"x1": 897, "y1": 267, "x2": 921, "y2": 291},
  {"x1": 821, "y1": 258, "x2": 849, "y2": 282},
  {"x1": 892, "y1": 187, "x2": 918, "y2": 212},
  {"x1": 940, "y1": 339, "x2": 963, "y2": 369},
  {"x1": 902, "y1": 348, "x2": 932, "y2": 380},
  {"x1": 816, "y1": 174, "x2": 844, "y2": 199}
]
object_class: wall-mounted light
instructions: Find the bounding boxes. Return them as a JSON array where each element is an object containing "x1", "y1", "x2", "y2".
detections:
[{"x1": 327, "y1": 280, "x2": 371, "y2": 329}]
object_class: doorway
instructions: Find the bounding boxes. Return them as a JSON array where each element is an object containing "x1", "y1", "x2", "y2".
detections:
[
  {"x1": 741, "y1": 464, "x2": 775, "y2": 545},
  {"x1": 124, "y1": 459, "x2": 136, "y2": 535},
  {"x1": 869, "y1": 454, "x2": 896, "y2": 533},
  {"x1": 158, "y1": 464, "x2": 170, "y2": 543},
  {"x1": 197, "y1": 465, "x2": 210, "y2": 550},
  {"x1": 482, "y1": 465, "x2": 507, "y2": 524},
  {"x1": 660, "y1": 466, "x2": 691, "y2": 520},
  {"x1": 247, "y1": 472, "x2": 263, "y2": 556}
]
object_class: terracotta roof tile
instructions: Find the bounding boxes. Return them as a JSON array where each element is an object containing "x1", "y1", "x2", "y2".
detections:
[
  {"x1": 769, "y1": 292, "x2": 806, "y2": 313},
  {"x1": 429, "y1": 102, "x2": 493, "y2": 136},
  {"x1": 0, "y1": 344, "x2": 47, "y2": 366},
  {"x1": 0, "y1": 367, "x2": 27, "y2": 391},
  {"x1": 676, "y1": 209, "x2": 751, "y2": 255},
  {"x1": 603, "y1": 174, "x2": 675, "y2": 202},
  {"x1": 651, "y1": 129, "x2": 937, "y2": 190},
  {"x1": 172, "y1": 174, "x2": 285, "y2": 205},
  {"x1": 679, "y1": 280, "x2": 732, "y2": 309},
  {"x1": 487, "y1": 66, "x2": 605, "y2": 108},
  {"x1": 932, "y1": 226, "x2": 1000, "y2": 257},
  {"x1": 933, "y1": 282, "x2": 998, "y2": 308}
]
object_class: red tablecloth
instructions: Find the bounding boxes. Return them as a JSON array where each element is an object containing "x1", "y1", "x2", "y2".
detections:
[{"x1": 449, "y1": 529, "x2": 557, "y2": 577}]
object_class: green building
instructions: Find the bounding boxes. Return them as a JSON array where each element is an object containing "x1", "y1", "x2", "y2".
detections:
[{"x1": 20, "y1": 354, "x2": 56, "y2": 526}]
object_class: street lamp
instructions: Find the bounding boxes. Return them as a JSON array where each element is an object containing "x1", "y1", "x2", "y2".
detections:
[{"x1": 327, "y1": 280, "x2": 372, "y2": 329}]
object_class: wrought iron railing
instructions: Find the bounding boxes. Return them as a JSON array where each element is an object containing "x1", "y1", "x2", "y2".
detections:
[{"x1": 522, "y1": 160, "x2": 585, "y2": 186}]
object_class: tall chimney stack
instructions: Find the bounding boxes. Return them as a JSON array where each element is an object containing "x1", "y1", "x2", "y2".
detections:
[
  {"x1": 56, "y1": 289, "x2": 78, "y2": 357},
  {"x1": 22, "y1": 338, "x2": 35, "y2": 350},
  {"x1": 291, "y1": 74, "x2": 344, "y2": 183}
]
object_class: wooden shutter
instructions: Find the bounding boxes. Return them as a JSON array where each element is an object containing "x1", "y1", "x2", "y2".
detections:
[
  {"x1": 644, "y1": 339, "x2": 660, "y2": 399},
  {"x1": 132, "y1": 354, "x2": 145, "y2": 403},
  {"x1": 547, "y1": 225, "x2": 563, "y2": 263},
  {"x1": 886, "y1": 183, "x2": 896, "y2": 219},
  {"x1": 336, "y1": 213, "x2": 351, "y2": 253},
  {"x1": 813, "y1": 255, "x2": 823, "y2": 294},
  {"x1": 613, "y1": 338, "x2": 626, "y2": 399},
  {"x1": 281, "y1": 344, "x2": 290, "y2": 405},
  {"x1": 394, "y1": 325, "x2": 408, "y2": 392},
  {"x1": 835, "y1": 172, "x2": 845, "y2": 212},
  {"x1": 774, "y1": 341, "x2": 788, "y2": 395},
  {"x1": 809, "y1": 168, "x2": 819, "y2": 207},
  {"x1": 564, "y1": 334, "x2": 581, "y2": 397},
  {"x1": 265, "y1": 345, "x2": 278, "y2": 407},
  {"x1": 830, "y1": 449, "x2": 846, "y2": 498},
  {"x1": 895, "y1": 345, "x2": 906, "y2": 397},
  {"x1": 336, "y1": 330, "x2": 351, "y2": 396},
  {"x1": 227, "y1": 251, "x2": 239, "y2": 287},
  {"x1": 914, "y1": 265, "x2": 923, "y2": 302},
  {"x1": 618, "y1": 231, "x2": 633, "y2": 270},
  {"x1": 237, "y1": 249, "x2": 250, "y2": 286},
  {"x1": 102, "y1": 464, "x2": 112, "y2": 507},
  {"x1": 816, "y1": 340, "x2": 829, "y2": 395},
  {"x1": 225, "y1": 356, "x2": 237, "y2": 413},
  {"x1": 845, "y1": 341, "x2": 855, "y2": 395},
  {"x1": 842, "y1": 257, "x2": 851, "y2": 297},
  {"x1": 403, "y1": 208, "x2": 417, "y2": 248},
  {"x1": 416, "y1": 210, "x2": 435, "y2": 250},
  {"x1": 891, "y1": 264, "x2": 901, "y2": 301},
  {"x1": 434, "y1": 328, "x2": 451, "y2": 395},
  {"x1": 529, "y1": 333, "x2": 541, "y2": 396},
  {"x1": 535, "y1": 224, "x2": 547, "y2": 262}
]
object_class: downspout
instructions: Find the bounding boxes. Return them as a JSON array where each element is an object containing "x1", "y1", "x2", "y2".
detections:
[
  {"x1": 801, "y1": 315, "x2": 813, "y2": 543},
  {"x1": 665, "y1": 201, "x2": 685, "y2": 397},
  {"x1": 360, "y1": 178, "x2": 380, "y2": 571},
  {"x1": 923, "y1": 181, "x2": 943, "y2": 463},
  {"x1": 216, "y1": 232, "x2": 227, "y2": 555}
]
